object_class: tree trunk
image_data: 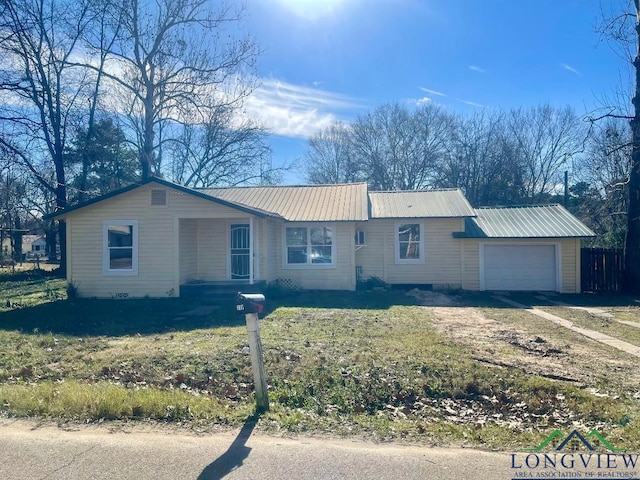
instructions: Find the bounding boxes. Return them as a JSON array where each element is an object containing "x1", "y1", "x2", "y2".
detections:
[
  {"x1": 45, "y1": 221, "x2": 56, "y2": 259},
  {"x1": 626, "y1": 1, "x2": 640, "y2": 293},
  {"x1": 12, "y1": 216, "x2": 22, "y2": 265},
  {"x1": 55, "y1": 160, "x2": 67, "y2": 275},
  {"x1": 141, "y1": 81, "x2": 155, "y2": 179}
]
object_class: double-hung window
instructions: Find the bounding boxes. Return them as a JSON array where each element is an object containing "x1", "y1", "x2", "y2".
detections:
[
  {"x1": 103, "y1": 220, "x2": 138, "y2": 275},
  {"x1": 396, "y1": 223, "x2": 423, "y2": 264},
  {"x1": 285, "y1": 225, "x2": 334, "y2": 266}
]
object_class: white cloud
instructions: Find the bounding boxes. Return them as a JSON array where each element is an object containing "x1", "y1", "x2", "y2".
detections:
[
  {"x1": 469, "y1": 65, "x2": 486, "y2": 73},
  {"x1": 562, "y1": 63, "x2": 581, "y2": 75},
  {"x1": 416, "y1": 96, "x2": 432, "y2": 105},
  {"x1": 455, "y1": 97, "x2": 485, "y2": 108},
  {"x1": 244, "y1": 78, "x2": 364, "y2": 138},
  {"x1": 419, "y1": 87, "x2": 446, "y2": 97}
]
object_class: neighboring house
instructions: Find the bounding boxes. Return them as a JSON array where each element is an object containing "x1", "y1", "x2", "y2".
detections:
[
  {"x1": 31, "y1": 235, "x2": 47, "y2": 255},
  {"x1": 47, "y1": 178, "x2": 595, "y2": 298},
  {"x1": 23, "y1": 235, "x2": 47, "y2": 257}
]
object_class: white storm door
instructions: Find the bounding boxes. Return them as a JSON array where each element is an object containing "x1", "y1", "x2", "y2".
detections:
[{"x1": 230, "y1": 223, "x2": 251, "y2": 280}]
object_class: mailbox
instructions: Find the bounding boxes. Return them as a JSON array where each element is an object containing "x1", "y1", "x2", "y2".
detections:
[{"x1": 236, "y1": 293, "x2": 266, "y2": 314}]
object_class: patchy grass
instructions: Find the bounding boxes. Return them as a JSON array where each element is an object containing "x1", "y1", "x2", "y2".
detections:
[
  {"x1": 1, "y1": 270, "x2": 66, "y2": 311},
  {"x1": 0, "y1": 273, "x2": 639, "y2": 450}
]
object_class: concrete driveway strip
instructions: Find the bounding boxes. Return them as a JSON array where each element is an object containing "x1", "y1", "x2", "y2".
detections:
[{"x1": 496, "y1": 296, "x2": 640, "y2": 358}]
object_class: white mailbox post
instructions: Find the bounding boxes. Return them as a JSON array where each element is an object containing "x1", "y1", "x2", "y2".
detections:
[{"x1": 236, "y1": 293, "x2": 269, "y2": 412}]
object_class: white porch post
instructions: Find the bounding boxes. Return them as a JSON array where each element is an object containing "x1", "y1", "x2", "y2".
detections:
[{"x1": 249, "y1": 216, "x2": 254, "y2": 285}]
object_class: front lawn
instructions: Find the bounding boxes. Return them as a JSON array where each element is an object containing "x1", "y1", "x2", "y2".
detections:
[{"x1": 1, "y1": 271, "x2": 639, "y2": 450}]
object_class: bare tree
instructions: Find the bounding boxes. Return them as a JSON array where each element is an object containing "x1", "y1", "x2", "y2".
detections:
[
  {"x1": 507, "y1": 105, "x2": 585, "y2": 204},
  {"x1": 572, "y1": 118, "x2": 630, "y2": 247},
  {"x1": 305, "y1": 121, "x2": 361, "y2": 184},
  {"x1": 169, "y1": 104, "x2": 275, "y2": 187},
  {"x1": 90, "y1": 0, "x2": 261, "y2": 180},
  {"x1": 626, "y1": 0, "x2": 640, "y2": 292},
  {"x1": 0, "y1": 0, "x2": 103, "y2": 269},
  {"x1": 593, "y1": 0, "x2": 640, "y2": 292},
  {"x1": 350, "y1": 103, "x2": 456, "y2": 190},
  {"x1": 437, "y1": 110, "x2": 526, "y2": 206},
  {"x1": 74, "y1": 0, "x2": 124, "y2": 202}
]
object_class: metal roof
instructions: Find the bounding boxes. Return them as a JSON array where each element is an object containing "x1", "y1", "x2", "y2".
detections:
[
  {"x1": 201, "y1": 183, "x2": 369, "y2": 222},
  {"x1": 455, "y1": 205, "x2": 596, "y2": 238},
  {"x1": 46, "y1": 178, "x2": 276, "y2": 220},
  {"x1": 368, "y1": 189, "x2": 475, "y2": 218}
]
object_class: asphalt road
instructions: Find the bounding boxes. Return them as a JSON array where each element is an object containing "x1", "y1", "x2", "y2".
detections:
[
  {"x1": 3, "y1": 419, "x2": 638, "y2": 479},
  {"x1": 0, "y1": 419, "x2": 515, "y2": 480}
]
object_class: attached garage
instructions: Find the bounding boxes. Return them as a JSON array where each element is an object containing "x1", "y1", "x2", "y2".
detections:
[
  {"x1": 455, "y1": 205, "x2": 596, "y2": 293},
  {"x1": 481, "y1": 243, "x2": 559, "y2": 291}
]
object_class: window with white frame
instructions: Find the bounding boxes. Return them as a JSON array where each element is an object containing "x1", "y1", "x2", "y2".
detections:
[
  {"x1": 103, "y1": 221, "x2": 138, "y2": 275},
  {"x1": 396, "y1": 223, "x2": 423, "y2": 263},
  {"x1": 285, "y1": 225, "x2": 334, "y2": 266}
]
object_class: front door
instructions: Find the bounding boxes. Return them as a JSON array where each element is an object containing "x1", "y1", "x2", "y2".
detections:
[{"x1": 230, "y1": 224, "x2": 250, "y2": 280}]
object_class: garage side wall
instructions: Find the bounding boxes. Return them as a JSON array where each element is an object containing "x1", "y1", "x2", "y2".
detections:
[{"x1": 562, "y1": 238, "x2": 581, "y2": 293}]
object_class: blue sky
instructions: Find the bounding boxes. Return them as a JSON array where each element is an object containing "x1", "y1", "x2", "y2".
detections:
[{"x1": 241, "y1": 0, "x2": 631, "y2": 183}]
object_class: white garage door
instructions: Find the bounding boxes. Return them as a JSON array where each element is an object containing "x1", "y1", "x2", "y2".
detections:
[{"x1": 483, "y1": 244, "x2": 557, "y2": 291}]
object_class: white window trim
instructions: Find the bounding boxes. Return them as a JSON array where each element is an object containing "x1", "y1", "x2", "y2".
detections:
[
  {"x1": 102, "y1": 220, "x2": 139, "y2": 276},
  {"x1": 395, "y1": 222, "x2": 424, "y2": 264},
  {"x1": 282, "y1": 223, "x2": 336, "y2": 269}
]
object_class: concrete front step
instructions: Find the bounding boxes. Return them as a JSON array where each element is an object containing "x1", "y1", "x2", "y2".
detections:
[{"x1": 180, "y1": 281, "x2": 266, "y2": 304}]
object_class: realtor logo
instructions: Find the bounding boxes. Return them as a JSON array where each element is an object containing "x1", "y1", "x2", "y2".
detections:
[
  {"x1": 522, "y1": 428, "x2": 628, "y2": 453},
  {"x1": 510, "y1": 429, "x2": 638, "y2": 479}
]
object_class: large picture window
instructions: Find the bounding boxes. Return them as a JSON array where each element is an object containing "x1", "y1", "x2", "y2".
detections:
[
  {"x1": 103, "y1": 221, "x2": 138, "y2": 275},
  {"x1": 285, "y1": 225, "x2": 334, "y2": 266},
  {"x1": 396, "y1": 223, "x2": 423, "y2": 263}
]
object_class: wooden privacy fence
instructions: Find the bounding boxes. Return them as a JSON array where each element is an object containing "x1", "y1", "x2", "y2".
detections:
[{"x1": 581, "y1": 248, "x2": 625, "y2": 292}]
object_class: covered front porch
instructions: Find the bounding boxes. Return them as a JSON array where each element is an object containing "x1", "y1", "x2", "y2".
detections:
[{"x1": 178, "y1": 217, "x2": 266, "y2": 289}]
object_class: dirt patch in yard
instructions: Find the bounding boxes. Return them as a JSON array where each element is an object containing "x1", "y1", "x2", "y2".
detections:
[
  {"x1": 407, "y1": 291, "x2": 640, "y2": 394},
  {"x1": 427, "y1": 307, "x2": 581, "y2": 382}
]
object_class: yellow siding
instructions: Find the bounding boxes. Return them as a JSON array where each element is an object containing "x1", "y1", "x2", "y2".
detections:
[
  {"x1": 264, "y1": 220, "x2": 277, "y2": 282},
  {"x1": 64, "y1": 183, "x2": 261, "y2": 298},
  {"x1": 65, "y1": 220, "x2": 72, "y2": 280},
  {"x1": 254, "y1": 219, "x2": 263, "y2": 281},
  {"x1": 61, "y1": 180, "x2": 585, "y2": 297},
  {"x1": 355, "y1": 218, "x2": 464, "y2": 288},
  {"x1": 461, "y1": 240, "x2": 480, "y2": 291},
  {"x1": 272, "y1": 221, "x2": 356, "y2": 290},
  {"x1": 196, "y1": 219, "x2": 229, "y2": 280},
  {"x1": 561, "y1": 238, "x2": 580, "y2": 293},
  {"x1": 179, "y1": 219, "x2": 197, "y2": 284}
]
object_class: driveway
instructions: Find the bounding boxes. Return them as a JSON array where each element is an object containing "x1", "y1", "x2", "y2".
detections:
[
  {"x1": 495, "y1": 295, "x2": 640, "y2": 358},
  {"x1": 411, "y1": 290, "x2": 640, "y2": 389}
]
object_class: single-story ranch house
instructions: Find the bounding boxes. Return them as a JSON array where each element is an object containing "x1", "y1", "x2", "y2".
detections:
[{"x1": 48, "y1": 177, "x2": 595, "y2": 298}]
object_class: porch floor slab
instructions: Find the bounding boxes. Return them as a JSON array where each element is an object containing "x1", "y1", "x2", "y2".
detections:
[{"x1": 181, "y1": 305, "x2": 220, "y2": 316}]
